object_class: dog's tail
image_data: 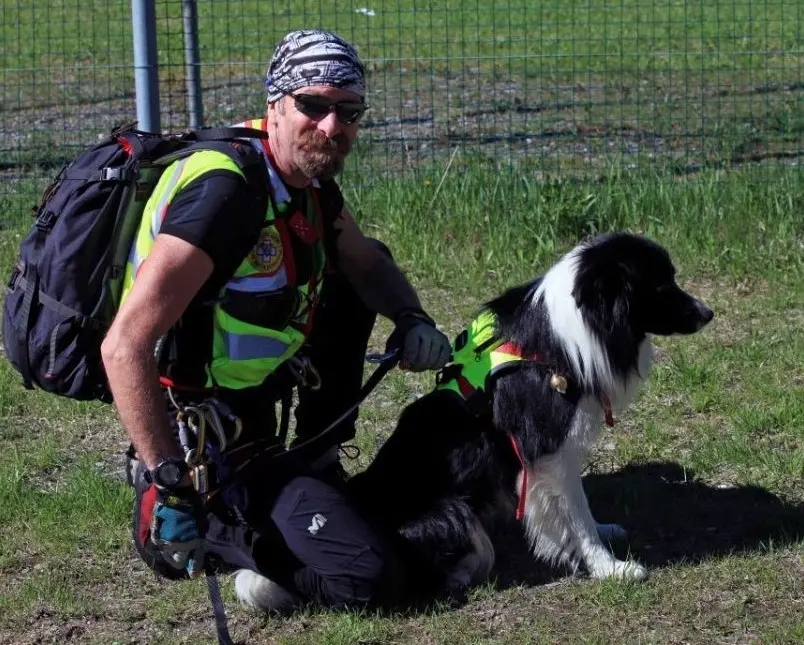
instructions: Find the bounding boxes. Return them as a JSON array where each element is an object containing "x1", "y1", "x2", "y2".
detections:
[{"x1": 399, "y1": 499, "x2": 495, "y2": 591}]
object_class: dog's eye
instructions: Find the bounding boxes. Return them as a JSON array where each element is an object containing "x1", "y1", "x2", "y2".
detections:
[
  {"x1": 654, "y1": 283, "x2": 673, "y2": 293},
  {"x1": 645, "y1": 283, "x2": 674, "y2": 299}
]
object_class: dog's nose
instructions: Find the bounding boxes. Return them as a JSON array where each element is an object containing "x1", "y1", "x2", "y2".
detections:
[{"x1": 697, "y1": 301, "x2": 714, "y2": 326}]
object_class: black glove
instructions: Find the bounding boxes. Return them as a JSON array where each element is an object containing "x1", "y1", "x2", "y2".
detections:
[
  {"x1": 386, "y1": 308, "x2": 452, "y2": 372},
  {"x1": 150, "y1": 485, "x2": 208, "y2": 578}
]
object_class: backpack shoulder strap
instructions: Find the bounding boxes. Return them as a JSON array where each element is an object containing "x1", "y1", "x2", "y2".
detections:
[
  {"x1": 182, "y1": 126, "x2": 269, "y2": 142},
  {"x1": 151, "y1": 138, "x2": 263, "y2": 171}
]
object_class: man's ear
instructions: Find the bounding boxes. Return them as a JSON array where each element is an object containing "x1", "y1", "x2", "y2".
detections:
[{"x1": 265, "y1": 99, "x2": 282, "y2": 126}]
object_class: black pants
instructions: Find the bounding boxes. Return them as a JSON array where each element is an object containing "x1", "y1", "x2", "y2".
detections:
[
  {"x1": 205, "y1": 472, "x2": 407, "y2": 609},
  {"x1": 134, "y1": 240, "x2": 407, "y2": 609}
]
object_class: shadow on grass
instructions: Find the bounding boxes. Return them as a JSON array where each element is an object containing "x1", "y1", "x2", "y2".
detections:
[{"x1": 490, "y1": 460, "x2": 804, "y2": 590}]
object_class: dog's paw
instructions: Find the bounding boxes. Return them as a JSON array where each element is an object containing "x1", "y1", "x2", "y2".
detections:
[
  {"x1": 587, "y1": 557, "x2": 648, "y2": 581},
  {"x1": 612, "y1": 559, "x2": 648, "y2": 581},
  {"x1": 593, "y1": 559, "x2": 648, "y2": 581},
  {"x1": 596, "y1": 523, "x2": 628, "y2": 543}
]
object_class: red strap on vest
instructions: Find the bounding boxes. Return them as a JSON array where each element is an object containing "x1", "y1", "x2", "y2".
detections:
[
  {"x1": 288, "y1": 211, "x2": 319, "y2": 244},
  {"x1": 508, "y1": 434, "x2": 528, "y2": 521},
  {"x1": 600, "y1": 392, "x2": 614, "y2": 427},
  {"x1": 455, "y1": 374, "x2": 476, "y2": 399},
  {"x1": 495, "y1": 341, "x2": 543, "y2": 362}
]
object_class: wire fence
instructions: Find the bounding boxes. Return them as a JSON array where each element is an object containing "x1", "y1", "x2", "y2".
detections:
[{"x1": 2, "y1": 0, "x2": 803, "y2": 221}]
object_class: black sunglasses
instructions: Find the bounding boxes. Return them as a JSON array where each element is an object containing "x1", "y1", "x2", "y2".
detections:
[{"x1": 276, "y1": 87, "x2": 368, "y2": 125}]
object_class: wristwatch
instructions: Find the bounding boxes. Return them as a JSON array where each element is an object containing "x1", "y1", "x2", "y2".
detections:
[{"x1": 145, "y1": 458, "x2": 190, "y2": 489}]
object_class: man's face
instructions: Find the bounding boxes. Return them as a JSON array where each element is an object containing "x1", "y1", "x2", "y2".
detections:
[{"x1": 268, "y1": 85, "x2": 363, "y2": 180}]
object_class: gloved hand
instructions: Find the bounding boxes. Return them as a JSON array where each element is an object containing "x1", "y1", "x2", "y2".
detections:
[
  {"x1": 386, "y1": 308, "x2": 452, "y2": 372},
  {"x1": 150, "y1": 486, "x2": 207, "y2": 578}
]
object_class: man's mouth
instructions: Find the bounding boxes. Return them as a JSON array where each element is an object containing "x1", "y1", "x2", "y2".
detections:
[{"x1": 303, "y1": 132, "x2": 349, "y2": 156}]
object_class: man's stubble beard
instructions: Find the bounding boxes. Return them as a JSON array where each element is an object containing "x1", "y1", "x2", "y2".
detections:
[{"x1": 296, "y1": 131, "x2": 352, "y2": 180}]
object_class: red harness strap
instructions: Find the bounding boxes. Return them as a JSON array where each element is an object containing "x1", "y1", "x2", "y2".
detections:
[
  {"x1": 455, "y1": 374, "x2": 476, "y2": 399},
  {"x1": 508, "y1": 434, "x2": 528, "y2": 521},
  {"x1": 455, "y1": 374, "x2": 528, "y2": 520},
  {"x1": 495, "y1": 341, "x2": 543, "y2": 362},
  {"x1": 158, "y1": 375, "x2": 214, "y2": 393},
  {"x1": 452, "y1": 343, "x2": 615, "y2": 522},
  {"x1": 600, "y1": 392, "x2": 614, "y2": 427}
]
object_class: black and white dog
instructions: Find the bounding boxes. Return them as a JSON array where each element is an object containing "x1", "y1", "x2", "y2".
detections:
[{"x1": 349, "y1": 232, "x2": 714, "y2": 595}]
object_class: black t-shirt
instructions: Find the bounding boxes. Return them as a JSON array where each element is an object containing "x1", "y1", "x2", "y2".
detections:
[
  {"x1": 160, "y1": 169, "x2": 345, "y2": 295},
  {"x1": 156, "y1": 162, "x2": 345, "y2": 401}
]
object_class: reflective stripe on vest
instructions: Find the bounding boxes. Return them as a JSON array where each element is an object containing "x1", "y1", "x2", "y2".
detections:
[
  {"x1": 436, "y1": 310, "x2": 526, "y2": 398},
  {"x1": 121, "y1": 130, "x2": 328, "y2": 390}
]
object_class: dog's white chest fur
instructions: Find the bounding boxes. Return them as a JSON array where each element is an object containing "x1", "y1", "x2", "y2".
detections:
[{"x1": 518, "y1": 338, "x2": 653, "y2": 582}]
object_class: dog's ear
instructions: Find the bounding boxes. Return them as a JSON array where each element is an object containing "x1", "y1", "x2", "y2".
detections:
[{"x1": 572, "y1": 257, "x2": 635, "y2": 335}]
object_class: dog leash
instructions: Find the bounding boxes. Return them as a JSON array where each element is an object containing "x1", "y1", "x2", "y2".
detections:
[
  {"x1": 203, "y1": 349, "x2": 401, "y2": 497},
  {"x1": 283, "y1": 349, "x2": 401, "y2": 457},
  {"x1": 205, "y1": 559, "x2": 233, "y2": 645}
]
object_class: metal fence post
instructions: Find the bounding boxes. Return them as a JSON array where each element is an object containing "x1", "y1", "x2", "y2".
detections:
[
  {"x1": 131, "y1": 0, "x2": 160, "y2": 133},
  {"x1": 183, "y1": 0, "x2": 203, "y2": 129}
]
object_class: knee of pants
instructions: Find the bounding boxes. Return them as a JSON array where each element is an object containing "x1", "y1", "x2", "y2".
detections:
[{"x1": 366, "y1": 237, "x2": 393, "y2": 260}]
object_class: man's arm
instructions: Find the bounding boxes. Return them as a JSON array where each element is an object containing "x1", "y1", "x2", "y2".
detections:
[
  {"x1": 100, "y1": 234, "x2": 213, "y2": 470},
  {"x1": 330, "y1": 205, "x2": 452, "y2": 371},
  {"x1": 330, "y1": 205, "x2": 422, "y2": 321}
]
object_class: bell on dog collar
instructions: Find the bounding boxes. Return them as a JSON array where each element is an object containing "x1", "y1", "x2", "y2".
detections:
[{"x1": 550, "y1": 373, "x2": 568, "y2": 394}]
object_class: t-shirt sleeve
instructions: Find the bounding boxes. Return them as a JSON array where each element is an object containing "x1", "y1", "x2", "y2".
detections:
[{"x1": 159, "y1": 169, "x2": 264, "y2": 277}]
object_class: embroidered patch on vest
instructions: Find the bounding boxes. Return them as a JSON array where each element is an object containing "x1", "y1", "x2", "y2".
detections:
[
  {"x1": 288, "y1": 211, "x2": 319, "y2": 244},
  {"x1": 249, "y1": 227, "x2": 283, "y2": 274}
]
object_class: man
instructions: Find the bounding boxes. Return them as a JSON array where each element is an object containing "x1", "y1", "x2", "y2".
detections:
[{"x1": 101, "y1": 29, "x2": 452, "y2": 613}]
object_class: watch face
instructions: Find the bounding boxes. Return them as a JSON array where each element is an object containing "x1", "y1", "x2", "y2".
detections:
[{"x1": 155, "y1": 461, "x2": 184, "y2": 487}]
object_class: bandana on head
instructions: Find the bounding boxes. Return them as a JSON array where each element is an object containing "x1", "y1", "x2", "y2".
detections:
[{"x1": 265, "y1": 29, "x2": 366, "y2": 103}]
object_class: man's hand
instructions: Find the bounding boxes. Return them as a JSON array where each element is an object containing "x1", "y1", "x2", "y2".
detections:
[
  {"x1": 386, "y1": 309, "x2": 452, "y2": 372},
  {"x1": 150, "y1": 486, "x2": 207, "y2": 578}
]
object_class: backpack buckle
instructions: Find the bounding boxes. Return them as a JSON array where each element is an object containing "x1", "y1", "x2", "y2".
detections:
[
  {"x1": 99, "y1": 167, "x2": 134, "y2": 182},
  {"x1": 7, "y1": 265, "x2": 22, "y2": 290},
  {"x1": 35, "y1": 210, "x2": 56, "y2": 231}
]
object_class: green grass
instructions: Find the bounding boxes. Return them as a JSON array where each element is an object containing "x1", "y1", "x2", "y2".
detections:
[
  {"x1": 2, "y1": 1, "x2": 804, "y2": 642},
  {"x1": 5, "y1": 1, "x2": 801, "y2": 78},
  {"x1": 345, "y1": 163, "x2": 804, "y2": 288},
  {"x1": 1, "y1": 167, "x2": 803, "y2": 644}
]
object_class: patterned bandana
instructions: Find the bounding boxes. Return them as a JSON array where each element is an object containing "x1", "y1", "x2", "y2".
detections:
[{"x1": 265, "y1": 29, "x2": 365, "y2": 103}]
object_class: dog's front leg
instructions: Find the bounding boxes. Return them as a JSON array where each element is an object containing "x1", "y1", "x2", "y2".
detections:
[
  {"x1": 562, "y1": 470, "x2": 647, "y2": 581},
  {"x1": 524, "y1": 445, "x2": 647, "y2": 581}
]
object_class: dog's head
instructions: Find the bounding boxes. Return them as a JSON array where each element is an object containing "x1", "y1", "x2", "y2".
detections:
[{"x1": 573, "y1": 233, "x2": 714, "y2": 338}]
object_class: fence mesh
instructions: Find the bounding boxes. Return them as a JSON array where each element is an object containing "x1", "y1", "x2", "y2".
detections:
[{"x1": 2, "y1": 1, "x2": 803, "y2": 221}]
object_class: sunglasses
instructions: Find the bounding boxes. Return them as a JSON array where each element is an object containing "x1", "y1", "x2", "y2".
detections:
[{"x1": 276, "y1": 87, "x2": 368, "y2": 125}]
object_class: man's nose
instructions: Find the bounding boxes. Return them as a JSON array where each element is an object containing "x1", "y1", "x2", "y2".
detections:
[{"x1": 316, "y1": 111, "x2": 342, "y2": 138}]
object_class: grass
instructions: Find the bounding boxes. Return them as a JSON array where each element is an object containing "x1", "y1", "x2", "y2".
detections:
[
  {"x1": 5, "y1": 1, "x2": 801, "y2": 79},
  {"x1": 1, "y1": 164, "x2": 803, "y2": 644},
  {"x1": 2, "y1": 1, "x2": 804, "y2": 643}
]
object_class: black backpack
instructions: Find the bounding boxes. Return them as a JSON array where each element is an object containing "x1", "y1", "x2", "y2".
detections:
[{"x1": 2, "y1": 123, "x2": 269, "y2": 403}]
